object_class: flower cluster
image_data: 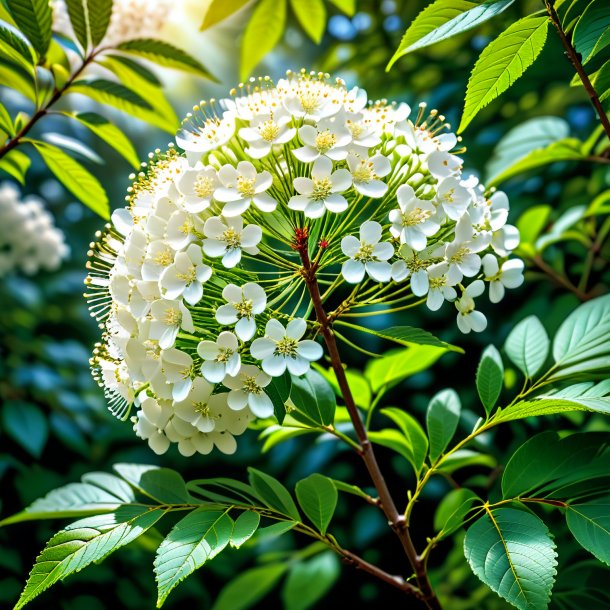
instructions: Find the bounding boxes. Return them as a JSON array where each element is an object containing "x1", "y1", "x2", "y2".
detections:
[
  {"x1": 87, "y1": 70, "x2": 523, "y2": 457},
  {"x1": 0, "y1": 182, "x2": 69, "y2": 277}
]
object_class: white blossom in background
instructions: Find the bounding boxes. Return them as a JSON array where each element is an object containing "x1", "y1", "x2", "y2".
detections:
[
  {"x1": 86, "y1": 70, "x2": 524, "y2": 457},
  {"x1": 0, "y1": 182, "x2": 69, "y2": 277}
]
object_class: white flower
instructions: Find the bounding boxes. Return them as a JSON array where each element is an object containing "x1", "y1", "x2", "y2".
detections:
[
  {"x1": 222, "y1": 364, "x2": 274, "y2": 418},
  {"x1": 482, "y1": 254, "x2": 524, "y2": 303},
  {"x1": 238, "y1": 109, "x2": 296, "y2": 158},
  {"x1": 492, "y1": 224, "x2": 520, "y2": 257},
  {"x1": 250, "y1": 318, "x2": 323, "y2": 377},
  {"x1": 436, "y1": 177, "x2": 471, "y2": 221},
  {"x1": 176, "y1": 109, "x2": 236, "y2": 163},
  {"x1": 389, "y1": 184, "x2": 440, "y2": 250},
  {"x1": 132, "y1": 395, "x2": 173, "y2": 455},
  {"x1": 288, "y1": 156, "x2": 352, "y2": 218},
  {"x1": 345, "y1": 114, "x2": 381, "y2": 154},
  {"x1": 159, "y1": 243, "x2": 212, "y2": 305},
  {"x1": 442, "y1": 237, "x2": 487, "y2": 284},
  {"x1": 215, "y1": 282, "x2": 267, "y2": 341},
  {"x1": 341, "y1": 221, "x2": 394, "y2": 283},
  {"x1": 280, "y1": 77, "x2": 343, "y2": 119},
  {"x1": 166, "y1": 210, "x2": 204, "y2": 251},
  {"x1": 390, "y1": 245, "x2": 432, "y2": 296},
  {"x1": 203, "y1": 215, "x2": 262, "y2": 268},
  {"x1": 426, "y1": 262, "x2": 458, "y2": 311},
  {"x1": 293, "y1": 119, "x2": 352, "y2": 162},
  {"x1": 427, "y1": 151, "x2": 463, "y2": 179},
  {"x1": 455, "y1": 280, "x2": 487, "y2": 334},
  {"x1": 141, "y1": 240, "x2": 176, "y2": 282},
  {"x1": 149, "y1": 299, "x2": 195, "y2": 349},
  {"x1": 176, "y1": 165, "x2": 219, "y2": 213},
  {"x1": 397, "y1": 121, "x2": 457, "y2": 154},
  {"x1": 173, "y1": 377, "x2": 227, "y2": 433},
  {"x1": 161, "y1": 348, "x2": 194, "y2": 402},
  {"x1": 215, "y1": 161, "x2": 277, "y2": 216},
  {"x1": 197, "y1": 331, "x2": 241, "y2": 383},
  {"x1": 347, "y1": 153, "x2": 391, "y2": 198}
]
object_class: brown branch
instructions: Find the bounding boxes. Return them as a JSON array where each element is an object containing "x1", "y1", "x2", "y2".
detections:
[
  {"x1": 296, "y1": 237, "x2": 441, "y2": 610},
  {"x1": 531, "y1": 255, "x2": 591, "y2": 301},
  {"x1": 545, "y1": 1, "x2": 610, "y2": 141}
]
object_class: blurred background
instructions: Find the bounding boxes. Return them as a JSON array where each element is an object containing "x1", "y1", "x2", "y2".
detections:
[{"x1": 1, "y1": 0, "x2": 609, "y2": 608}]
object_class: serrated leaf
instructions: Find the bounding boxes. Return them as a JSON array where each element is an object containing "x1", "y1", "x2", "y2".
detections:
[
  {"x1": 113, "y1": 464, "x2": 192, "y2": 504},
  {"x1": 566, "y1": 497, "x2": 610, "y2": 566},
  {"x1": 27, "y1": 139, "x2": 109, "y2": 219},
  {"x1": 200, "y1": 0, "x2": 250, "y2": 30},
  {"x1": 69, "y1": 78, "x2": 153, "y2": 115},
  {"x1": 14, "y1": 506, "x2": 165, "y2": 610},
  {"x1": 154, "y1": 508, "x2": 233, "y2": 606},
  {"x1": 295, "y1": 474, "x2": 337, "y2": 535},
  {"x1": 87, "y1": 0, "x2": 112, "y2": 46},
  {"x1": 211, "y1": 564, "x2": 287, "y2": 610},
  {"x1": 504, "y1": 316, "x2": 549, "y2": 379},
  {"x1": 290, "y1": 0, "x2": 325, "y2": 43},
  {"x1": 0, "y1": 148, "x2": 31, "y2": 183},
  {"x1": 240, "y1": 0, "x2": 287, "y2": 81},
  {"x1": 476, "y1": 345, "x2": 504, "y2": 415},
  {"x1": 464, "y1": 508, "x2": 557, "y2": 610},
  {"x1": 117, "y1": 39, "x2": 215, "y2": 79},
  {"x1": 459, "y1": 15, "x2": 549, "y2": 133},
  {"x1": 65, "y1": 0, "x2": 89, "y2": 50},
  {"x1": 68, "y1": 111, "x2": 140, "y2": 168},
  {"x1": 248, "y1": 468, "x2": 300, "y2": 521},
  {"x1": 434, "y1": 488, "x2": 480, "y2": 536},
  {"x1": 380, "y1": 407, "x2": 428, "y2": 472},
  {"x1": 281, "y1": 552, "x2": 340, "y2": 610},
  {"x1": 289, "y1": 369, "x2": 335, "y2": 426},
  {"x1": 426, "y1": 388, "x2": 461, "y2": 462},
  {"x1": 230, "y1": 511, "x2": 260, "y2": 548},
  {"x1": 573, "y1": 0, "x2": 610, "y2": 63},
  {"x1": 6, "y1": 0, "x2": 52, "y2": 57}
]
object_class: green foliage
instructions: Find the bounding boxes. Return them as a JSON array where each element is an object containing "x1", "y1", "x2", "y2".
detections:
[
  {"x1": 378, "y1": 407, "x2": 428, "y2": 472},
  {"x1": 6, "y1": 0, "x2": 52, "y2": 57},
  {"x1": 112, "y1": 464, "x2": 192, "y2": 504},
  {"x1": 65, "y1": 0, "x2": 89, "y2": 51},
  {"x1": 200, "y1": 0, "x2": 250, "y2": 31},
  {"x1": 504, "y1": 315, "x2": 549, "y2": 379},
  {"x1": 289, "y1": 0, "x2": 326, "y2": 44},
  {"x1": 289, "y1": 369, "x2": 336, "y2": 426},
  {"x1": 476, "y1": 345, "x2": 504, "y2": 415},
  {"x1": 434, "y1": 488, "x2": 480, "y2": 536},
  {"x1": 573, "y1": 0, "x2": 610, "y2": 64},
  {"x1": 1, "y1": 400, "x2": 48, "y2": 458},
  {"x1": 266, "y1": 371, "x2": 292, "y2": 423},
  {"x1": 565, "y1": 497, "x2": 610, "y2": 566},
  {"x1": 0, "y1": 148, "x2": 30, "y2": 183},
  {"x1": 426, "y1": 388, "x2": 461, "y2": 462},
  {"x1": 348, "y1": 323, "x2": 463, "y2": 351},
  {"x1": 87, "y1": 0, "x2": 113, "y2": 46},
  {"x1": 295, "y1": 474, "x2": 337, "y2": 535},
  {"x1": 459, "y1": 16, "x2": 549, "y2": 132},
  {"x1": 464, "y1": 508, "x2": 557, "y2": 610},
  {"x1": 281, "y1": 552, "x2": 340, "y2": 610},
  {"x1": 248, "y1": 468, "x2": 301, "y2": 521}
]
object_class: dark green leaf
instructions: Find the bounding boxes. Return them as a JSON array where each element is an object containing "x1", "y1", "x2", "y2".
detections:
[
  {"x1": 295, "y1": 474, "x2": 337, "y2": 535},
  {"x1": 113, "y1": 464, "x2": 192, "y2": 504},
  {"x1": 426, "y1": 388, "x2": 461, "y2": 462},
  {"x1": 6, "y1": 0, "x2": 52, "y2": 57},
  {"x1": 65, "y1": 0, "x2": 89, "y2": 50},
  {"x1": 281, "y1": 552, "x2": 340, "y2": 610},
  {"x1": 230, "y1": 511, "x2": 260, "y2": 548},
  {"x1": 105, "y1": 54, "x2": 161, "y2": 84},
  {"x1": 573, "y1": 0, "x2": 610, "y2": 63},
  {"x1": 69, "y1": 78, "x2": 153, "y2": 115},
  {"x1": 248, "y1": 468, "x2": 300, "y2": 521},
  {"x1": 289, "y1": 369, "x2": 335, "y2": 426},
  {"x1": 464, "y1": 508, "x2": 557, "y2": 610},
  {"x1": 266, "y1": 370, "x2": 292, "y2": 424},
  {"x1": 0, "y1": 24, "x2": 35, "y2": 71},
  {"x1": 566, "y1": 497, "x2": 610, "y2": 566},
  {"x1": 476, "y1": 345, "x2": 504, "y2": 415},
  {"x1": 87, "y1": 0, "x2": 112, "y2": 46}
]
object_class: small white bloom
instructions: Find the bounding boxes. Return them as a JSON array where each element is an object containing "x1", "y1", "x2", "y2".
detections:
[
  {"x1": 149, "y1": 299, "x2": 195, "y2": 349},
  {"x1": 426, "y1": 262, "x2": 458, "y2": 311},
  {"x1": 166, "y1": 210, "x2": 204, "y2": 251},
  {"x1": 197, "y1": 331, "x2": 241, "y2": 383},
  {"x1": 293, "y1": 119, "x2": 352, "y2": 162},
  {"x1": 436, "y1": 177, "x2": 471, "y2": 221},
  {"x1": 222, "y1": 364, "x2": 274, "y2": 418},
  {"x1": 161, "y1": 348, "x2": 194, "y2": 402},
  {"x1": 173, "y1": 377, "x2": 227, "y2": 433},
  {"x1": 203, "y1": 215, "x2": 262, "y2": 268},
  {"x1": 215, "y1": 161, "x2": 277, "y2": 216},
  {"x1": 390, "y1": 244, "x2": 432, "y2": 296},
  {"x1": 389, "y1": 184, "x2": 440, "y2": 250},
  {"x1": 347, "y1": 153, "x2": 391, "y2": 198},
  {"x1": 250, "y1": 318, "x2": 323, "y2": 377},
  {"x1": 341, "y1": 221, "x2": 394, "y2": 283},
  {"x1": 482, "y1": 254, "x2": 524, "y2": 303},
  {"x1": 141, "y1": 240, "x2": 176, "y2": 282},
  {"x1": 427, "y1": 151, "x2": 463, "y2": 179},
  {"x1": 215, "y1": 282, "x2": 267, "y2": 341},
  {"x1": 455, "y1": 280, "x2": 487, "y2": 334},
  {"x1": 159, "y1": 243, "x2": 212, "y2": 305},
  {"x1": 397, "y1": 121, "x2": 457, "y2": 154},
  {"x1": 132, "y1": 395, "x2": 173, "y2": 455},
  {"x1": 176, "y1": 110, "x2": 235, "y2": 164},
  {"x1": 288, "y1": 156, "x2": 352, "y2": 218},
  {"x1": 491, "y1": 224, "x2": 520, "y2": 257},
  {"x1": 238, "y1": 109, "x2": 296, "y2": 158},
  {"x1": 176, "y1": 165, "x2": 219, "y2": 213}
]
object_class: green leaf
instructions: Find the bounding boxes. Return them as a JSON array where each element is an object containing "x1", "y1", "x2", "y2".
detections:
[
  {"x1": 380, "y1": 407, "x2": 428, "y2": 472},
  {"x1": 464, "y1": 508, "x2": 557, "y2": 610},
  {"x1": 6, "y1": 0, "x2": 52, "y2": 57},
  {"x1": 437, "y1": 449, "x2": 496, "y2": 474},
  {"x1": 87, "y1": 0, "x2": 112, "y2": 46},
  {"x1": 281, "y1": 552, "x2": 340, "y2": 610},
  {"x1": 248, "y1": 468, "x2": 300, "y2": 521},
  {"x1": 502, "y1": 431, "x2": 610, "y2": 499},
  {"x1": 330, "y1": 479, "x2": 373, "y2": 501},
  {"x1": 590, "y1": 60, "x2": 610, "y2": 104},
  {"x1": 476, "y1": 345, "x2": 504, "y2": 415},
  {"x1": 327, "y1": 0, "x2": 355, "y2": 15},
  {"x1": 459, "y1": 16, "x2": 549, "y2": 133},
  {"x1": 573, "y1": 0, "x2": 610, "y2": 63},
  {"x1": 230, "y1": 511, "x2": 260, "y2": 548},
  {"x1": 1, "y1": 400, "x2": 48, "y2": 458},
  {"x1": 14, "y1": 506, "x2": 165, "y2": 610},
  {"x1": 0, "y1": 24, "x2": 36, "y2": 72},
  {"x1": 566, "y1": 497, "x2": 610, "y2": 566},
  {"x1": 552, "y1": 294, "x2": 610, "y2": 378},
  {"x1": 426, "y1": 388, "x2": 461, "y2": 462},
  {"x1": 27, "y1": 140, "x2": 109, "y2": 219},
  {"x1": 0, "y1": 59, "x2": 36, "y2": 101},
  {"x1": 42, "y1": 132, "x2": 102, "y2": 164},
  {"x1": 290, "y1": 0, "x2": 325, "y2": 43},
  {"x1": 154, "y1": 508, "x2": 234, "y2": 606},
  {"x1": 289, "y1": 369, "x2": 336, "y2": 426},
  {"x1": 317, "y1": 366, "x2": 371, "y2": 409},
  {"x1": 117, "y1": 39, "x2": 215, "y2": 79},
  {"x1": 387, "y1": 0, "x2": 479, "y2": 69},
  {"x1": 486, "y1": 117, "x2": 570, "y2": 184},
  {"x1": 504, "y1": 316, "x2": 549, "y2": 380},
  {"x1": 295, "y1": 474, "x2": 337, "y2": 535},
  {"x1": 516, "y1": 204, "x2": 551, "y2": 257},
  {"x1": 113, "y1": 464, "x2": 192, "y2": 504},
  {"x1": 65, "y1": 0, "x2": 89, "y2": 50},
  {"x1": 70, "y1": 78, "x2": 153, "y2": 115},
  {"x1": 67, "y1": 111, "x2": 140, "y2": 168},
  {"x1": 105, "y1": 54, "x2": 162, "y2": 84},
  {"x1": 364, "y1": 345, "x2": 448, "y2": 393},
  {"x1": 0, "y1": 148, "x2": 31, "y2": 183},
  {"x1": 351, "y1": 324, "x2": 463, "y2": 352},
  {"x1": 434, "y1": 488, "x2": 480, "y2": 536},
  {"x1": 266, "y1": 370, "x2": 292, "y2": 424},
  {"x1": 200, "y1": 0, "x2": 250, "y2": 30},
  {"x1": 240, "y1": 0, "x2": 287, "y2": 81},
  {"x1": 259, "y1": 426, "x2": 320, "y2": 453},
  {"x1": 211, "y1": 564, "x2": 287, "y2": 610}
]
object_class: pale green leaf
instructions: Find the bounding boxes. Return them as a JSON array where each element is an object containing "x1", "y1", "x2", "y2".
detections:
[
  {"x1": 0, "y1": 60, "x2": 36, "y2": 101},
  {"x1": 573, "y1": 0, "x2": 610, "y2": 63},
  {"x1": 437, "y1": 449, "x2": 496, "y2": 474},
  {"x1": 240, "y1": 0, "x2": 287, "y2": 81},
  {"x1": 290, "y1": 0, "x2": 325, "y2": 43},
  {"x1": 504, "y1": 316, "x2": 549, "y2": 379},
  {"x1": 327, "y1": 0, "x2": 355, "y2": 15},
  {"x1": 345, "y1": 323, "x2": 462, "y2": 352},
  {"x1": 590, "y1": 60, "x2": 610, "y2": 104},
  {"x1": 6, "y1": 0, "x2": 52, "y2": 57},
  {"x1": 464, "y1": 508, "x2": 557, "y2": 610},
  {"x1": 426, "y1": 388, "x2": 461, "y2": 462},
  {"x1": 295, "y1": 474, "x2": 337, "y2": 535},
  {"x1": 0, "y1": 102, "x2": 15, "y2": 135},
  {"x1": 566, "y1": 497, "x2": 610, "y2": 566},
  {"x1": 281, "y1": 552, "x2": 340, "y2": 610},
  {"x1": 0, "y1": 148, "x2": 31, "y2": 183},
  {"x1": 380, "y1": 407, "x2": 428, "y2": 472},
  {"x1": 200, "y1": 0, "x2": 250, "y2": 30},
  {"x1": 0, "y1": 24, "x2": 36, "y2": 73},
  {"x1": 459, "y1": 16, "x2": 549, "y2": 133}
]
